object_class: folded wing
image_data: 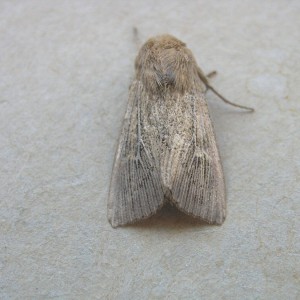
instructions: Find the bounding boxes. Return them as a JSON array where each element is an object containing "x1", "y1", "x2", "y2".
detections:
[
  {"x1": 108, "y1": 82, "x2": 164, "y2": 227},
  {"x1": 170, "y1": 93, "x2": 226, "y2": 224}
]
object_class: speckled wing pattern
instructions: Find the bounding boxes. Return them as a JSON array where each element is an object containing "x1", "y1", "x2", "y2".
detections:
[
  {"x1": 107, "y1": 82, "x2": 165, "y2": 227},
  {"x1": 108, "y1": 80, "x2": 225, "y2": 227},
  {"x1": 166, "y1": 92, "x2": 226, "y2": 225}
]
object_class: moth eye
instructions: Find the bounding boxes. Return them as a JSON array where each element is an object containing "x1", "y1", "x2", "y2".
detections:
[{"x1": 165, "y1": 70, "x2": 175, "y2": 85}]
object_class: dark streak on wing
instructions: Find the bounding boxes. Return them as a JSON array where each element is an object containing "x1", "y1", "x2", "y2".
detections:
[
  {"x1": 108, "y1": 82, "x2": 165, "y2": 227},
  {"x1": 170, "y1": 93, "x2": 226, "y2": 225}
]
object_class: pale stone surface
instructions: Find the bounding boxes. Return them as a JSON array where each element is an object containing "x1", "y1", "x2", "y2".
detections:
[{"x1": 1, "y1": 1, "x2": 299, "y2": 299}]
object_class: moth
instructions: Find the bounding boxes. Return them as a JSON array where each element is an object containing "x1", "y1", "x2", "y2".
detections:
[{"x1": 108, "y1": 34, "x2": 253, "y2": 227}]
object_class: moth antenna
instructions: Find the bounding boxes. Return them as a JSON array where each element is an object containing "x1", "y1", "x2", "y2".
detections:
[
  {"x1": 207, "y1": 84, "x2": 255, "y2": 112},
  {"x1": 197, "y1": 67, "x2": 254, "y2": 112},
  {"x1": 133, "y1": 27, "x2": 142, "y2": 50}
]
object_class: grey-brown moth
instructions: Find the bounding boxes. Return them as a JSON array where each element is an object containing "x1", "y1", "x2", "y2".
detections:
[{"x1": 108, "y1": 35, "x2": 253, "y2": 227}]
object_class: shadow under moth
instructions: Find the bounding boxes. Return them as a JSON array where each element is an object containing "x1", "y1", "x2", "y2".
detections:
[{"x1": 108, "y1": 34, "x2": 253, "y2": 227}]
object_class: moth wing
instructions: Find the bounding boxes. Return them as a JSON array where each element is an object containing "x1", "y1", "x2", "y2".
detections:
[
  {"x1": 170, "y1": 93, "x2": 226, "y2": 224},
  {"x1": 108, "y1": 82, "x2": 164, "y2": 227}
]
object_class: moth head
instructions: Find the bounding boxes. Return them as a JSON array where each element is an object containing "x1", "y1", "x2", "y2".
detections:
[{"x1": 135, "y1": 35, "x2": 202, "y2": 94}]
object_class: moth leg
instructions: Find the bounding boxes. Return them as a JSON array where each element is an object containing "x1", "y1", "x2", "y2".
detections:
[{"x1": 206, "y1": 70, "x2": 217, "y2": 79}]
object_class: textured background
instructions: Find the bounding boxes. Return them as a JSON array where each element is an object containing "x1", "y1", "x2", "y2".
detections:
[{"x1": 1, "y1": 1, "x2": 299, "y2": 299}]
